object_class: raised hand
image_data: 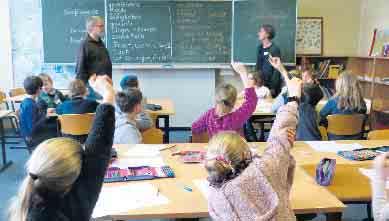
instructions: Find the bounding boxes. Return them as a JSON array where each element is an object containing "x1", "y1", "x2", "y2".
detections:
[
  {"x1": 287, "y1": 78, "x2": 302, "y2": 99},
  {"x1": 231, "y1": 62, "x2": 250, "y2": 88},
  {"x1": 268, "y1": 57, "x2": 289, "y2": 81},
  {"x1": 374, "y1": 152, "x2": 389, "y2": 180},
  {"x1": 89, "y1": 74, "x2": 115, "y2": 104}
]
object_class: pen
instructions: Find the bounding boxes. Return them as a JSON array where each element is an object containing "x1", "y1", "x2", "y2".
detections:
[
  {"x1": 177, "y1": 183, "x2": 193, "y2": 192},
  {"x1": 160, "y1": 144, "x2": 177, "y2": 151}
]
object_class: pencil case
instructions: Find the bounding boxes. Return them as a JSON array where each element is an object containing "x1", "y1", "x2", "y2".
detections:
[{"x1": 104, "y1": 166, "x2": 175, "y2": 183}]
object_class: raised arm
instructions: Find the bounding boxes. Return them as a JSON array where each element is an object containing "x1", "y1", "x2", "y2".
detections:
[
  {"x1": 84, "y1": 74, "x2": 115, "y2": 157},
  {"x1": 228, "y1": 63, "x2": 259, "y2": 127},
  {"x1": 260, "y1": 76, "x2": 301, "y2": 174},
  {"x1": 372, "y1": 153, "x2": 389, "y2": 221}
]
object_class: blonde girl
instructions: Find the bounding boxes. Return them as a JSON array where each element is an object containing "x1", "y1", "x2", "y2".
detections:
[
  {"x1": 8, "y1": 75, "x2": 115, "y2": 221},
  {"x1": 192, "y1": 63, "x2": 258, "y2": 138},
  {"x1": 205, "y1": 72, "x2": 302, "y2": 220}
]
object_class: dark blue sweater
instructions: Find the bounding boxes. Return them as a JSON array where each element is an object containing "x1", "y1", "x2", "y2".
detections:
[
  {"x1": 56, "y1": 97, "x2": 99, "y2": 115},
  {"x1": 19, "y1": 98, "x2": 48, "y2": 138}
]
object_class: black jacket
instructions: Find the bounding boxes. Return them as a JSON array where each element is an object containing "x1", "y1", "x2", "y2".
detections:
[
  {"x1": 27, "y1": 104, "x2": 115, "y2": 221},
  {"x1": 75, "y1": 34, "x2": 112, "y2": 84},
  {"x1": 256, "y1": 43, "x2": 282, "y2": 97}
]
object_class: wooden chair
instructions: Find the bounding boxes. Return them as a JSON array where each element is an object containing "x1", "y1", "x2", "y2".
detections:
[
  {"x1": 0, "y1": 90, "x2": 18, "y2": 133},
  {"x1": 57, "y1": 113, "x2": 95, "y2": 136},
  {"x1": 9, "y1": 88, "x2": 26, "y2": 111},
  {"x1": 191, "y1": 132, "x2": 209, "y2": 143},
  {"x1": 319, "y1": 126, "x2": 328, "y2": 141},
  {"x1": 142, "y1": 128, "x2": 164, "y2": 144},
  {"x1": 367, "y1": 129, "x2": 389, "y2": 140},
  {"x1": 326, "y1": 114, "x2": 365, "y2": 139}
]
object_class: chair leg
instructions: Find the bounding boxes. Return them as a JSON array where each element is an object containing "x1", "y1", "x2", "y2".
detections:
[{"x1": 366, "y1": 202, "x2": 373, "y2": 221}]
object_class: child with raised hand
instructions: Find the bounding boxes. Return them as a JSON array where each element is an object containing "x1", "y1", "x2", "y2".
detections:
[
  {"x1": 372, "y1": 153, "x2": 389, "y2": 221},
  {"x1": 8, "y1": 74, "x2": 116, "y2": 221},
  {"x1": 191, "y1": 63, "x2": 258, "y2": 138},
  {"x1": 205, "y1": 72, "x2": 302, "y2": 220}
]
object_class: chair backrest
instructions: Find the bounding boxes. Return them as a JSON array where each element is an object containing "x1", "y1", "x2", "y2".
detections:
[
  {"x1": 9, "y1": 88, "x2": 26, "y2": 97},
  {"x1": 58, "y1": 113, "x2": 95, "y2": 136},
  {"x1": 367, "y1": 129, "x2": 389, "y2": 140},
  {"x1": 142, "y1": 128, "x2": 164, "y2": 144},
  {"x1": 0, "y1": 91, "x2": 7, "y2": 104},
  {"x1": 191, "y1": 132, "x2": 209, "y2": 143},
  {"x1": 326, "y1": 114, "x2": 365, "y2": 136}
]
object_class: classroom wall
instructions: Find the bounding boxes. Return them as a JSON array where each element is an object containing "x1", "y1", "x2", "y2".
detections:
[
  {"x1": 358, "y1": 0, "x2": 389, "y2": 56},
  {"x1": 0, "y1": 0, "x2": 14, "y2": 92},
  {"x1": 298, "y1": 0, "x2": 362, "y2": 56}
]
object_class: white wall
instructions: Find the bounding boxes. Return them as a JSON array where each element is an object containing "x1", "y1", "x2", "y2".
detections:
[
  {"x1": 112, "y1": 69, "x2": 215, "y2": 127},
  {"x1": 0, "y1": 0, "x2": 14, "y2": 91},
  {"x1": 358, "y1": 0, "x2": 389, "y2": 56}
]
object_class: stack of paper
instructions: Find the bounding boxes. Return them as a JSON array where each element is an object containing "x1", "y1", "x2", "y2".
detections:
[
  {"x1": 92, "y1": 182, "x2": 169, "y2": 218},
  {"x1": 305, "y1": 141, "x2": 363, "y2": 153}
]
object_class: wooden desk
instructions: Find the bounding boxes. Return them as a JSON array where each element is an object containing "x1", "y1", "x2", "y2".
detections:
[
  {"x1": 253, "y1": 140, "x2": 389, "y2": 211},
  {"x1": 146, "y1": 98, "x2": 175, "y2": 143},
  {"x1": 0, "y1": 110, "x2": 14, "y2": 173},
  {"x1": 104, "y1": 144, "x2": 345, "y2": 221}
]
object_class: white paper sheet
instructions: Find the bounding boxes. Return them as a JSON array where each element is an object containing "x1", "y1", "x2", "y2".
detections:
[
  {"x1": 305, "y1": 141, "x2": 364, "y2": 153},
  {"x1": 111, "y1": 157, "x2": 166, "y2": 168},
  {"x1": 122, "y1": 144, "x2": 167, "y2": 157},
  {"x1": 92, "y1": 183, "x2": 169, "y2": 218},
  {"x1": 194, "y1": 179, "x2": 210, "y2": 200}
]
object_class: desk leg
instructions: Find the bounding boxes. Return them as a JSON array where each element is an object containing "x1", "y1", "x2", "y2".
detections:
[
  {"x1": 0, "y1": 119, "x2": 13, "y2": 173},
  {"x1": 325, "y1": 212, "x2": 342, "y2": 221},
  {"x1": 163, "y1": 116, "x2": 170, "y2": 143}
]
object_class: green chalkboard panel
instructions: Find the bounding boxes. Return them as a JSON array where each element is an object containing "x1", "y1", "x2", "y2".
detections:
[
  {"x1": 42, "y1": 0, "x2": 105, "y2": 63},
  {"x1": 106, "y1": 1, "x2": 173, "y2": 63},
  {"x1": 173, "y1": 2, "x2": 231, "y2": 63},
  {"x1": 233, "y1": 0, "x2": 297, "y2": 64},
  {"x1": 106, "y1": 1, "x2": 231, "y2": 64}
]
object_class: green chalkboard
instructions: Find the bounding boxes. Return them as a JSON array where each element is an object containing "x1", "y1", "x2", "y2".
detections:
[
  {"x1": 42, "y1": 0, "x2": 231, "y2": 64},
  {"x1": 106, "y1": 1, "x2": 231, "y2": 64},
  {"x1": 233, "y1": 0, "x2": 297, "y2": 64},
  {"x1": 41, "y1": 0, "x2": 295, "y2": 64},
  {"x1": 42, "y1": 0, "x2": 105, "y2": 63}
]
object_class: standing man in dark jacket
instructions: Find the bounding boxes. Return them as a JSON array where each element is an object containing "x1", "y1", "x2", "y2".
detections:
[
  {"x1": 75, "y1": 16, "x2": 112, "y2": 100},
  {"x1": 256, "y1": 24, "x2": 282, "y2": 98}
]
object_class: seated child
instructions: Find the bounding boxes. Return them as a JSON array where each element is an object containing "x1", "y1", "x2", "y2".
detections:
[
  {"x1": 38, "y1": 73, "x2": 67, "y2": 109},
  {"x1": 114, "y1": 88, "x2": 144, "y2": 144},
  {"x1": 8, "y1": 75, "x2": 116, "y2": 221},
  {"x1": 205, "y1": 75, "x2": 302, "y2": 220},
  {"x1": 56, "y1": 79, "x2": 99, "y2": 115},
  {"x1": 240, "y1": 71, "x2": 271, "y2": 99},
  {"x1": 269, "y1": 60, "x2": 324, "y2": 141},
  {"x1": 192, "y1": 63, "x2": 258, "y2": 138},
  {"x1": 319, "y1": 72, "x2": 367, "y2": 140},
  {"x1": 119, "y1": 75, "x2": 152, "y2": 131},
  {"x1": 19, "y1": 76, "x2": 57, "y2": 147}
]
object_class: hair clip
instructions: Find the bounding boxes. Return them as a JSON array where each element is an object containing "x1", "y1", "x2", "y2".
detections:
[{"x1": 215, "y1": 155, "x2": 229, "y2": 164}]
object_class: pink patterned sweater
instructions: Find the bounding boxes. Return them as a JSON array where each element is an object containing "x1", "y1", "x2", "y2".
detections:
[
  {"x1": 191, "y1": 87, "x2": 258, "y2": 138},
  {"x1": 208, "y1": 102, "x2": 299, "y2": 221}
]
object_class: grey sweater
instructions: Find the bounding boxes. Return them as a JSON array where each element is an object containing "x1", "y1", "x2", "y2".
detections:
[{"x1": 114, "y1": 111, "x2": 142, "y2": 144}]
